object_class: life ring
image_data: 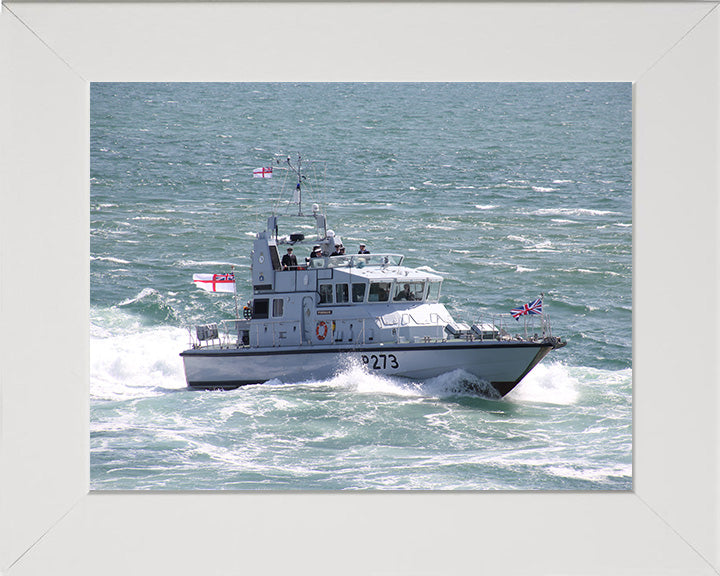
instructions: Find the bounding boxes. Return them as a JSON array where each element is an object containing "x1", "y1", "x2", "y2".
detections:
[{"x1": 316, "y1": 321, "x2": 328, "y2": 340}]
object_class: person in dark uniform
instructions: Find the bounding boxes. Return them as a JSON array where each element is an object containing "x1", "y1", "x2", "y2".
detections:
[
  {"x1": 281, "y1": 247, "x2": 297, "y2": 270},
  {"x1": 358, "y1": 243, "x2": 370, "y2": 254},
  {"x1": 395, "y1": 283, "x2": 416, "y2": 301}
]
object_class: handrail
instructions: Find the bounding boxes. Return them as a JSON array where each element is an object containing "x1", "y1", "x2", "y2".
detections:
[
  {"x1": 191, "y1": 310, "x2": 553, "y2": 350},
  {"x1": 302, "y1": 253, "x2": 405, "y2": 270}
]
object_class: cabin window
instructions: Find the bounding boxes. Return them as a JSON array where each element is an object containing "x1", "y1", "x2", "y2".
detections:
[
  {"x1": 253, "y1": 299, "x2": 269, "y2": 319},
  {"x1": 368, "y1": 282, "x2": 391, "y2": 302},
  {"x1": 393, "y1": 281, "x2": 425, "y2": 302},
  {"x1": 427, "y1": 281, "x2": 441, "y2": 302},
  {"x1": 352, "y1": 283, "x2": 366, "y2": 303},
  {"x1": 318, "y1": 284, "x2": 333, "y2": 304},
  {"x1": 272, "y1": 298, "x2": 284, "y2": 317},
  {"x1": 336, "y1": 284, "x2": 349, "y2": 304}
]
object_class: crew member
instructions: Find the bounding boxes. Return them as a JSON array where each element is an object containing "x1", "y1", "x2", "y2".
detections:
[
  {"x1": 281, "y1": 247, "x2": 297, "y2": 270},
  {"x1": 395, "y1": 283, "x2": 416, "y2": 301}
]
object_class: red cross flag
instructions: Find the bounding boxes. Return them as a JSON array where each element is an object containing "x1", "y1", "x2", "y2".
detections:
[
  {"x1": 192, "y1": 273, "x2": 236, "y2": 293},
  {"x1": 253, "y1": 166, "x2": 273, "y2": 178}
]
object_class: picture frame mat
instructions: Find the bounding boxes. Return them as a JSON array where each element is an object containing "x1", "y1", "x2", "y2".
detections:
[{"x1": 1, "y1": 2, "x2": 718, "y2": 574}]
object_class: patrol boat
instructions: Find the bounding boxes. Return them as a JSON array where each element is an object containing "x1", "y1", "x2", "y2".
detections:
[{"x1": 181, "y1": 158, "x2": 565, "y2": 397}]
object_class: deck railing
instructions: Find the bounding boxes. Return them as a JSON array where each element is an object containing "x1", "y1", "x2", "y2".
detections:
[
  {"x1": 285, "y1": 253, "x2": 405, "y2": 270},
  {"x1": 188, "y1": 311, "x2": 555, "y2": 350}
]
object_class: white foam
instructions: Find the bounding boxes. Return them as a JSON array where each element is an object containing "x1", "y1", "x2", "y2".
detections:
[
  {"x1": 321, "y1": 361, "x2": 501, "y2": 400},
  {"x1": 547, "y1": 463, "x2": 632, "y2": 483},
  {"x1": 177, "y1": 259, "x2": 243, "y2": 268},
  {"x1": 92, "y1": 256, "x2": 131, "y2": 264},
  {"x1": 334, "y1": 364, "x2": 423, "y2": 398},
  {"x1": 474, "y1": 204, "x2": 498, "y2": 210},
  {"x1": 415, "y1": 265, "x2": 441, "y2": 274},
  {"x1": 90, "y1": 325, "x2": 189, "y2": 401},
  {"x1": 531, "y1": 208, "x2": 622, "y2": 217},
  {"x1": 506, "y1": 362, "x2": 580, "y2": 405},
  {"x1": 531, "y1": 186, "x2": 557, "y2": 192}
]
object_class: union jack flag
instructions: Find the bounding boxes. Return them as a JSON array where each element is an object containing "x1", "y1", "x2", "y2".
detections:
[{"x1": 511, "y1": 297, "x2": 543, "y2": 320}]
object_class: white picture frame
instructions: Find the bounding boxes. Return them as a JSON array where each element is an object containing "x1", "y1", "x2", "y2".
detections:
[{"x1": 1, "y1": 2, "x2": 718, "y2": 574}]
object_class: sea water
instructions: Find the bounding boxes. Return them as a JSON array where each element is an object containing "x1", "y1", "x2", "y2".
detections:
[{"x1": 90, "y1": 83, "x2": 631, "y2": 490}]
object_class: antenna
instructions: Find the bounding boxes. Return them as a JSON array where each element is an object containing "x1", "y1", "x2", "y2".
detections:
[{"x1": 286, "y1": 154, "x2": 304, "y2": 216}]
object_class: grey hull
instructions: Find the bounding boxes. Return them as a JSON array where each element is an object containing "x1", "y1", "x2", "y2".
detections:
[{"x1": 181, "y1": 341, "x2": 553, "y2": 397}]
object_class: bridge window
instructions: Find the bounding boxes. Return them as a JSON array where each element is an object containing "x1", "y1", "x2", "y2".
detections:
[
  {"x1": 319, "y1": 284, "x2": 333, "y2": 304},
  {"x1": 336, "y1": 284, "x2": 349, "y2": 304},
  {"x1": 368, "y1": 282, "x2": 391, "y2": 302},
  {"x1": 393, "y1": 281, "x2": 425, "y2": 301},
  {"x1": 427, "y1": 281, "x2": 442, "y2": 302},
  {"x1": 352, "y1": 283, "x2": 366, "y2": 303}
]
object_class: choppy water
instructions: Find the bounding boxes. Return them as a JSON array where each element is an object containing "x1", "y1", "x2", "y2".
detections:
[{"x1": 90, "y1": 83, "x2": 632, "y2": 490}]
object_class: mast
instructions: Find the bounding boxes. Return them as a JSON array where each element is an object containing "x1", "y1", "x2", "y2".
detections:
[
  {"x1": 282, "y1": 154, "x2": 326, "y2": 237},
  {"x1": 286, "y1": 154, "x2": 304, "y2": 216}
]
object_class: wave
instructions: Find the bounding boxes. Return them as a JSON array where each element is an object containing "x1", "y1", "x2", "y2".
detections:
[
  {"x1": 177, "y1": 259, "x2": 244, "y2": 268},
  {"x1": 92, "y1": 256, "x2": 131, "y2": 264},
  {"x1": 116, "y1": 288, "x2": 183, "y2": 323},
  {"x1": 530, "y1": 208, "x2": 622, "y2": 217},
  {"x1": 90, "y1": 325, "x2": 189, "y2": 401},
  {"x1": 506, "y1": 362, "x2": 580, "y2": 405},
  {"x1": 415, "y1": 265, "x2": 442, "y2": 274},
  {"x1": 294, "y1": 360, "x2": 502, "y2": 400},
  {"x1": 118, "y1": 287, "x2": 158, "y2": 306},
  {"x1": 557, "y1": 267, "x2": 621, "y2": 277}
]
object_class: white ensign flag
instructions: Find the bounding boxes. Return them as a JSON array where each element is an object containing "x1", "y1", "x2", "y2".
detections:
[{"x1": 192, "y1": 273, "x2": 236, "y2": 293}]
